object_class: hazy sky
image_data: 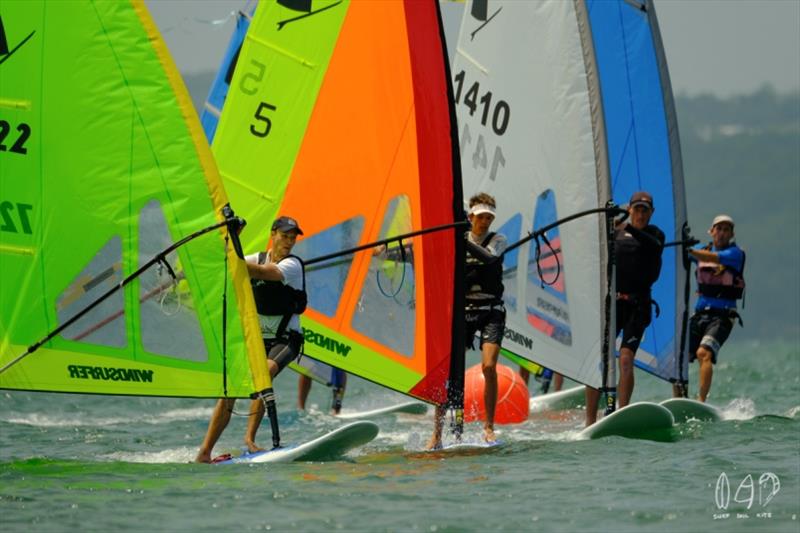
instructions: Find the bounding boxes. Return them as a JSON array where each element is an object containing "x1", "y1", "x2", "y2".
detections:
[{"x1": 147, "y1": 0, "x2": 800, "y2": 97}]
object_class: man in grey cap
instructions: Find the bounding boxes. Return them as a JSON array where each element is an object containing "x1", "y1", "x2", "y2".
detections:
[
  {"x1": 684, "y1": 214, "x2": 745, "y2": 402},
  {"x1": 196, "y1": 215, "x2": 306, "y2": 462},
  {"x1": 586, "y1": 191, "x2": 665, "y2": 426}
]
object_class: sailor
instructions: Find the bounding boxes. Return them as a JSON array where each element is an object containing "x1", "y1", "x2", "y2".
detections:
[
  {"x1": 195, "y1": 216, "x2": 306, "y2": 463},
  {"x1": 428, "y1": 192, "x2": 508, "y2": 448},
  {"x1": 685, "y1": 214, "x2": 745, "y2": 402},
  {"x1": 298, "y1": 368, "x2": 347, "y2": 415},
  {"x1": 585, "y1": 191, "x2": 665, "y2": 426}
]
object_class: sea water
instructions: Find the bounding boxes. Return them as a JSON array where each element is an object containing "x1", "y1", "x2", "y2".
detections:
[{"x1": 1, "y1": 339, "x2": 798, "y2": 532}]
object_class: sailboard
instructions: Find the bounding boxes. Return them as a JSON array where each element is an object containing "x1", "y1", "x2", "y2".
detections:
[
  {"x1": 578, "y1": 402, "x2": 674, "y2": 441},
  {"x1": 0, "y1": 0, "x2": 271, "y2": 399},
  {"x1": 213, "y1": 420, "x2": 379, "y2": 464},
  {"x1": 529, "y1": 385, "x2": 585, "y2": 413},
  {"x1": 587, "y1": 0, "x2": 690, "y2": 392},
  {"x1": 659, "y1": 398, "x2": 722, "y2": 423},
  {"x1": 450, "y1": 0, "x2": 615, "y2": 391},
  {"x1": 336, "y1": 401, "x2": 427, "y2": 420},
  {"x1": 427, "y1": 439, "x2": 503, "y2": 454},
  {"x1": 209, "y1": 1, "x2": 466, "y2": 411}
]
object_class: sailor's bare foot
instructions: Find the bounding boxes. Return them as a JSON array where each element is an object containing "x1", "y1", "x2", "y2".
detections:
[
  {"x1": 195, "y1": 451, "x2": 212, "y2": 464},
  {"x1": 425, "y1": 437, "x2": 442, "y2": 451},
  {"x1": 483, "y1": 426, "x2": 496, "y2": 443},
  {"x1": 245, "y1": 440, "x2": 265, "y2": 454}
]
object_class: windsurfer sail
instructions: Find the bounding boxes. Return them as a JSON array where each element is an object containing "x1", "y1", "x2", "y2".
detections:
[
  {"x1": 451, "y1": 0, "x2": 615, "y2": 393},
  {"x1": 208, "y1": 0, "x2": 466, "y2": 413},
  {"x1": 200, "y1": 6, "x2": 351, "y2": 411},
  {"x1": 0, "y1": 1, "x2": 270, "y2": 400},
  {"x1": 587, "y1": 0, "x2": 689, "y2": 391}
]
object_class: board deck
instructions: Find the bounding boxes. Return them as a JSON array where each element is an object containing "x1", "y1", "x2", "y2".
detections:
[
  {"x1": 579, "y1": 402, "x2": 675, "y2": 441},
  {"x1": 336, "y1": 401, "x2": 428, "y2": 420},
  {"x1": 427, "y1": 440, "x2": 504, "y2": 454},
  {"x1": 213, "y1": 421, "x2": 379, "y2": 464},
  {"x1": 529, "y1": 385, "x2": 584, "y2": 412},
  {"x1": 659, "y1": 398, "x2": 722, "y2": 423}
]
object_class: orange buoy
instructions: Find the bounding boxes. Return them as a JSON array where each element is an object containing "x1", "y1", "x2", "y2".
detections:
[{"x1": 463, "y1": 363, "x2": 530, "y2": 424}]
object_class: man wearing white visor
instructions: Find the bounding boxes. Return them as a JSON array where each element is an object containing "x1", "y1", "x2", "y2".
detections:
[{"x1": 428, "y1": 193, "x2": 507, "y2": 448}]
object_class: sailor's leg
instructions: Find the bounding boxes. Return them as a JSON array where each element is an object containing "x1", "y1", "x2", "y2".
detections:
[
  {"x1": 696, "y1": 347, "x2": 714, "y2": 402},
  {"x1": 617, "y1": 347, "x2": 635, "y2": 408},
  {"x1": 195, "y1": 398, "x2": 236, "y2": 463},
  {"x1": 482, "y1": 341, "x2": 500, "y2": 442}
]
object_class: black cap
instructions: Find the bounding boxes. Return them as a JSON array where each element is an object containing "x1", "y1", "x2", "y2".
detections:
[
  {"x1": 629, "y1": 191, "x2": 654, "y2": 209},
  {"x1": 271, "y1": 216, "x2": 303, "y2": 235}
]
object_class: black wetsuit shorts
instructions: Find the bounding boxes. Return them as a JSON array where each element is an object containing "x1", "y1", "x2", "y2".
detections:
[
  {"x1": 689, "y1": 309, "x2": 736, "y2": 364},
  {"x1": 263, "y1": 331, "x2": 303, "y2": 374},
  {"x1": 465, "y1": 306, "x2": 506, "y2": 350},
  {"x1": 616, "y1": 297, "x2": 652, "y2": 353}
]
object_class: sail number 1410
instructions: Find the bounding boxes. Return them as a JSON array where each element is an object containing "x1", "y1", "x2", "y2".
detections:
[{"x1": 453, "y1": 70, "x2": 510, "y2": 136}]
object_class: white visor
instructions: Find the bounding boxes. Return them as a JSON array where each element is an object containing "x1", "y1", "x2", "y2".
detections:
[{"x1": 469, "y1": 203, "x2": 496, "y2": 217}]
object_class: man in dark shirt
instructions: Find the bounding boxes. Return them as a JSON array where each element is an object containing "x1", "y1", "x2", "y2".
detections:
[{"x1": 585, "y1": 191, "x2": 665, "y2": 426}]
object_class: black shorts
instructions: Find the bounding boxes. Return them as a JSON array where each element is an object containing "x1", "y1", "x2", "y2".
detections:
[
  {"x1": 616, "y1": 297, "x2": 652, "y2": 353},
  {"x1": 264, "y1": 331, "x2": 303, "y2": 374},
  {"x1": 465, "y1": 307, "x2": 506, "y2": 350},
  {"x1": 689, "y1": 310, "x2": 735, "y2": 364}
]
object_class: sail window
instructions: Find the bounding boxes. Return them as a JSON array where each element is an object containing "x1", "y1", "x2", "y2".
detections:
[
  {"x1": 526, "y1": 189, "x2": 572, "y2": 346},
  {"x1": 351, "y1": 195, "x2": 415, "y2": 357},
  {"x1": 138, "y1": 200, "x2": 208, "y2": 362},
  {"x1": 57, "y1": 237, "x2": 127, "y2": 347},
  {"x1": 293, "y1": 216, "x2": 365, "y2": 318}
]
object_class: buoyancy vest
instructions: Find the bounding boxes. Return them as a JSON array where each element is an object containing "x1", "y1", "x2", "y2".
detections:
[
  {"x1": 465, "y1": 232, "x2": 504, "y2": 304},
  {"x1": 696, "y1": 243, "x2": 745, "y2": 300},
  {"x1": 251, "y1": 252, "x2": 307, "y2": 319},
  {"x1": 615, "y1": 224, "x2": 663, "y2": 295}
]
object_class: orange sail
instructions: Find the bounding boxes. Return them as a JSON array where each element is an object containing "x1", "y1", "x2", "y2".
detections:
[{"x1": 212, "y1": 1, "x2": 465, "y2": 405}]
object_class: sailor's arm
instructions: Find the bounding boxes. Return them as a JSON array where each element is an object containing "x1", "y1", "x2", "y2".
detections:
[
  {"x1": 625, "y1": 224, "x2": 665, "y2": 253},
  {"x1": 247, "y1": 261, "x2": 284, "y2": 281},
  {"x1": 688, "y1": 247, "x2": 719, "y2": 263},
  {"x1": 465, "y1": 239, "x2": 500, "y2": 264}
]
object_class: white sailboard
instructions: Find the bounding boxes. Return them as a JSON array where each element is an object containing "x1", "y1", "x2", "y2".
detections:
[
  {"x1": 337, "y1": 401, "x2": 427, "y2": 420},
  {"x1": 213, "y1": 421, "x2": 379, "y2": 464},
  {"x1": 579, "y1": 402, "x2": 674, "y2": 441},
  {"x1": 529, "y1": 385, "x2": 584, "y2": 413},
  {"x1": 659, "y1": 398, "x2": 722, "y2": 423}
]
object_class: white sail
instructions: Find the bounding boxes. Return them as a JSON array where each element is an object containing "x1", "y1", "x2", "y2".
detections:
[{"x1": 452, "y1": 0, "x2": 613, "y2": 388}]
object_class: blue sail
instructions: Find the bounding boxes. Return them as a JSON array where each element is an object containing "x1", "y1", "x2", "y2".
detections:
[
  {"x1": 200, "y1": 9, "x2": 252, "y2": 140},
  {"x1": 587, "y1": 0, "x2": 688, "y2": 384}
]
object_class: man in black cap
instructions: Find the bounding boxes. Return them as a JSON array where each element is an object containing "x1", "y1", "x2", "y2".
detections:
[
  {"x1": 585, "y1": 191, "x2": 665, "y2": 426},
  {"x1": 196, "y1": 216, "x2": 306, "y2": 463}
]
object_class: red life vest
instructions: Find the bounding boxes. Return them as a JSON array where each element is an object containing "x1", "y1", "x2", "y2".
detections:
[{"x1": 696, "y1": 244, "x2": 745, "y2": 300}]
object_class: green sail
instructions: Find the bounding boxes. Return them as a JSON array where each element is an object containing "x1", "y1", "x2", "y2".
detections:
[{"x1": 0, "y1": 0, "x2": 270, "y2": 398}]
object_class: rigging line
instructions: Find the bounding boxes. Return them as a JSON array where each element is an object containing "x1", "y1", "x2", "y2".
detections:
[
  {"x1": 0, "y1": 211, "x2": 245, "y2": 375},
  {"x1": 304, "y1": 220, "x2": 469, "y2": 267},
  {"x1": 535, "y1": 234, "x2": 561, "y2": 287},
  {"x1": 503, "y1": 205, "x2": 626, "y2": 256}
]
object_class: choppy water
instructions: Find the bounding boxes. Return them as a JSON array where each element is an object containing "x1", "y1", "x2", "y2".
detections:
[{"x1": 1, "y1": 340, "x2": 798, "y2": 532}]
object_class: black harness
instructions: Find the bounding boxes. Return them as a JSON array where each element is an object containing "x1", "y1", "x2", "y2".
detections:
[
  {"x1": 465, "y1": 231, "x2": 504, "y2": 306},
  {"x1": 251, "y1": 252, "x2": 307, "y2": 339}
]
